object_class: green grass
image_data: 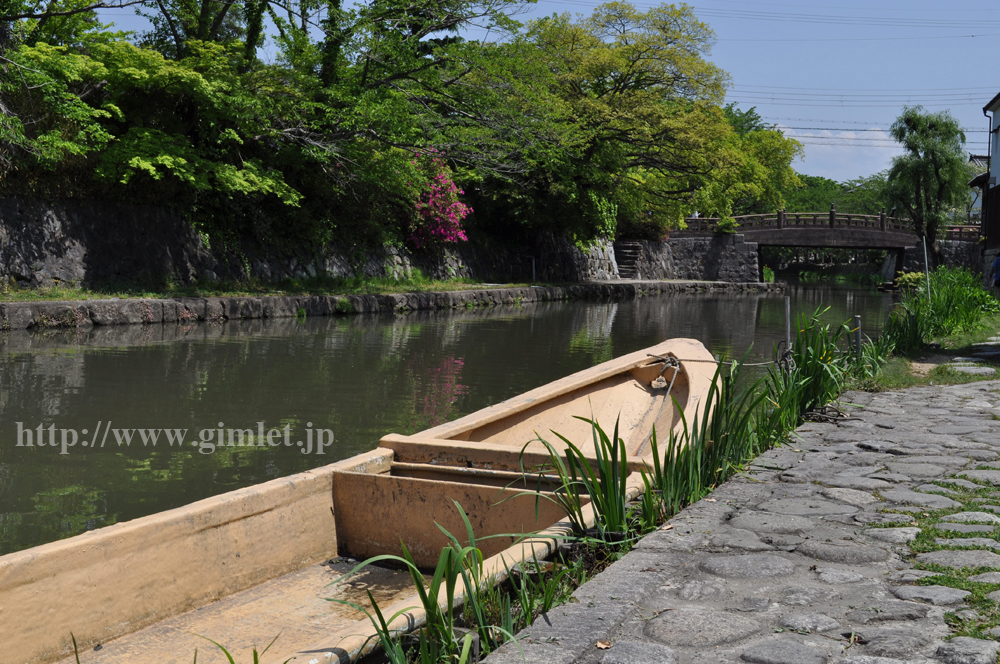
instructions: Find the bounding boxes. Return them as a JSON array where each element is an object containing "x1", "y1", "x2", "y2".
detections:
[
  {"x1": 883, "y1": 267, "x2": 1000, "y2": 354},
  {"x1": 0, "y1": 275, "x2": 532, "y2": 303},
  {"x1": 939, "y1": 313, "x2": 1000, "y2": 351},
  {"x1": 886, "y1": 478, "x2": 1000, "y2": 639},
  {"x1": 848, "y1": 357, "x2": 1000, "y2": 392},
  {"x1": 844, "y1": 267, "x2": 1000, "y2": 392}
]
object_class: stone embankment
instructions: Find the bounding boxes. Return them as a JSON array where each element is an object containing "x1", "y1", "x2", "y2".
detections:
[
  {"x1": 0, "y1": 280, "x2": 781, "y2": 331},
  {"x1": 486, "y1": 381, "x2": 1000, "y2": 664}
]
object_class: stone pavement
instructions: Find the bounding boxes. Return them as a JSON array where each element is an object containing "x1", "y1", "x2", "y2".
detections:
[
  {"x1": 485, "y1": 380, "x2": 1000, "y2": 664},
  {"x1": 945, "y1": 337, "x2": 1000, "y2": 377}
]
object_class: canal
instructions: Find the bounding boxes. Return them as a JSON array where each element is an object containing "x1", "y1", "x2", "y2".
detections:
[{"x1": 0, "y1": 283, "x2": 894, "y2": 555}]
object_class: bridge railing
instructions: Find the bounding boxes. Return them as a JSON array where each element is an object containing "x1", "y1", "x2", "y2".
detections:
[
  {"x1": 675, "y1": 211, "x2": 979, "y2": 241},
  {"x1": 944, "y1": 225, "x2": 981, "y2": 241}
]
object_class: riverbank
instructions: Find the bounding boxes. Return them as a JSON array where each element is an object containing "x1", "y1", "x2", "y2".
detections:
[
  {"x1": 484, "y1": 380, "x2": 1000, "y2": 664},
  {"x1": 850, "y1": 315, "x2": 1000, "y2": 392},
  {"x1": 0, "y1": 275, "x2": 504, "y2": 302},
  {"x1": 0, "y1": 280, "x2": 782, "y2": 331}
]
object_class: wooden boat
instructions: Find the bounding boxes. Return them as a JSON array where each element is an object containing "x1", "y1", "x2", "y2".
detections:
[
  {"x1": 331, "y1": 337, "x2": 716, "y2": 567},
  {"x1": 0, "y1": 338, "x2": 715, "y2": 664}
]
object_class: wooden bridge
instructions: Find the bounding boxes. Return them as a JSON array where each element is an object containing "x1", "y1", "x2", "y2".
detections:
[{"x1": 672, "y1": 209, "x2": 980, "y2": 249}]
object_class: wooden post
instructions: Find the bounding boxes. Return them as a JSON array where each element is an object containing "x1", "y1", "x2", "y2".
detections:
[
  {"x1": 777, "y1": 209, "x2": 785, "y2": 229},
  {"x1": 829, "y1": 204, "x2": 836, "y2": 228},
  {"x1": 879, "y1": 207, "x2": 886, "y2": 231}
]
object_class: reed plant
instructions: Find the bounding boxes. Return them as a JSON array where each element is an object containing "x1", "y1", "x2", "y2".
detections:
[
  {"x1": 522, "y1": 417, "x2": 632, "y2": 540},
  {"x1": 193, "y1": 634, "x2": 292, "y2": 664},
  {"x1": 777, "y1": 308, "x2": 851, "y2": 413},
  {"x1": 642, "y1": 361, "x2": 768, "y2": 517},
  {"x1": 884, "y1": 266, "x2": 999, "y2": 353},
  {"x1": 329, "y1": 502, "x2": 516, "y2": 663},
  {"x1": 329, "y1": 540, "x2": 476, "y2": 664}
]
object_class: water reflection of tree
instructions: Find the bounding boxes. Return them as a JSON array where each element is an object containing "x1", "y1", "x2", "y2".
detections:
[
  {"x1": 567, "y1": 304, "x2": 618, "y2": 365},
  {"x1": 409, "y1": 355, "x2": 468, "y2": 429}
]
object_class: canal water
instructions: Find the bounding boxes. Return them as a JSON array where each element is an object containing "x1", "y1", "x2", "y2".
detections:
[{"x1": 0, "y1": 283, "x2": 894, "y2": 555}]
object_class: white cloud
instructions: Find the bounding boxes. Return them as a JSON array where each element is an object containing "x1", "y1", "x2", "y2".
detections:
[{"x1": 779, "y1": 125, "x2": 904, "y2": 182}]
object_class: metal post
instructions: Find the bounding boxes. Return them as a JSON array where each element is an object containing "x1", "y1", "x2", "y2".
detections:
[
  {"x1": 853, "y1": 315, "x2": 862, "y2": 361},
  {"x1": 922, "y1": 236, "x2": 932, "y2": 299},
  {"x1": 785, "y1": 296, "x2": 792, "y2": 354}
]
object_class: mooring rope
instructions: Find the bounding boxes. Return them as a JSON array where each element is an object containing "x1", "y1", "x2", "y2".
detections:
[
  {"x1": 652, "y1": 354, "x2": 793, "y2": 369},
  {"x1": 802, "y1": 404, "x2": 862, "y2": 423},
  {"x1": 634, "y1": 355, "x2": 682, "y2": 457},
  {"x1": 644, "y1": 353, "x2": 859, "y2": 426}
]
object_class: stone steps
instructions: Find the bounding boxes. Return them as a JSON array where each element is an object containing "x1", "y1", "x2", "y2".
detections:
[{"x1": 614, "y1": 241, "x2": 644, "y2": 279}]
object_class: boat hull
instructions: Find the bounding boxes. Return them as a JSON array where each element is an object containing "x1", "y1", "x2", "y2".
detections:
[{"x1": 0, "y1": 338, "x2": 717, "y2": 664}]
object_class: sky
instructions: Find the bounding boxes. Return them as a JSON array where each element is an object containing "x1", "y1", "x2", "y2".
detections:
[{"x1": 97, "y1": 0, "x2": 1000, "y2": 183}]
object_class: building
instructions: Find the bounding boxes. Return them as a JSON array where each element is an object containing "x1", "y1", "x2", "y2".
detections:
[{"x1": 980, "y1": 95, "x2": 1000, "y2": 281}]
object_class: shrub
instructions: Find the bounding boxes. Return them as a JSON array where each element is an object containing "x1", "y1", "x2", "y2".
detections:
[
  {"x1": 884, "y1": 266, "x2": 1000, "y2": 352},
  {"x1": 409, "y1": 155, "x2": 472, "y2": 249}
]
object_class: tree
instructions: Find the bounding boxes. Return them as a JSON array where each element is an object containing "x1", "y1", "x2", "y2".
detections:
[
  {"x1": 0, "y1": 0, "x2": 141, "y2": 51},
  {"x1": 723, "y1": 103, "x2": 773, "y2": 135},
  {"x1": 887, "y1": 106, "x2": 970, "y2": 249},
  {"x1": 706, "y1": 103, "x2": 801, "y2": 216},
  {"x1": 839, "y1": 170, "x2": 889, "y2": 215},
  {"x1": 476, "y1": 2, "x2": 736, "y2": 243},
  {"x1": 782, "y1": 174, "x2": 840, "y2": 212}
]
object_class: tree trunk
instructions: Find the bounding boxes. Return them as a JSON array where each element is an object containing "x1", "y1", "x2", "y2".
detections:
[
  {"x1": 242, "y1": 0, "x2": 266, "y2": 70},
  {"x1": 319, "y1": 0, "x2": 344, "y2": 86}
]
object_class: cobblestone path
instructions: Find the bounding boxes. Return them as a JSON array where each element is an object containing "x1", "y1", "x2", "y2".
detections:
[{"x1": 486, "y1": 381, "x2": 1000, "y2": 664}]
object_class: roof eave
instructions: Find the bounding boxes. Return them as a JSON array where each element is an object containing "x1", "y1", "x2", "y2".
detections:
[{"x1": 985, "y1": 91, "x2": 1000, "y2": 114}]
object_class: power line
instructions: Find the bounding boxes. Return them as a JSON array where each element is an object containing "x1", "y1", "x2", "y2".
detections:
[
  {"x1": 691, "y1": 7, "x2": 1000, "y2": 29},
  {"x1": 697, "y1": 0, "x2": 1000, "y2": 13},
  {"x1": 796, "y1": 144, "x2": 904, "y2": 149},
  {"x1": 720, "y1": 32, "x2": 1000, "y2": 42},
  {"x1": 775, "y1": 126, "x2": 989, "y2": 132},
  {"x1": 732, "y1": 90, "x2": 992, "y2": 99},
  {"x1": 727, "y1": 101, "x2": 988, "y2": 108},
  {"x1": 762, "y1": 116, "x2": 989, "y2": 126},
  {"x1": 734, "y1": 84, "x2": 994, "y2": 92},
  {"x1": 732, "y1": 93, "x2": 988, "y2": 101}
]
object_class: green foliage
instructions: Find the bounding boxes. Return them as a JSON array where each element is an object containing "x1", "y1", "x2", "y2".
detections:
[
  {"x1": 883, "y1": 267, "x2": 1000, "y2": 353},
  {"x1": 1, "y1": 1, "x2": 813, "y2": 263},
  {"x1": 714, "y1": 217, "x2": 739, "y2": 234},
  {"x1": 696, "y1": 111, "x2": 803, "y2": 217},
  {"x1": 762, "y1": 266, "x2": 775, "y2": 283},
  {"x1": 887, "y1": 107, "x2": 974, "y2": 243},
  {"x1": 723, "y1": 103, "x2": 773, "y2": 135},
  {"x1": 840, "y1": 171, "x2": 891, "y2": 215},
  {"x1": 896, "y1": 271, "x2": 925, "y2": 290},
  {"x1": 782, "y1": 171, "x2": 889, "y2": 215},
  {"x1": 525, "y1": 417, "x2": 632, "y2": 539}
]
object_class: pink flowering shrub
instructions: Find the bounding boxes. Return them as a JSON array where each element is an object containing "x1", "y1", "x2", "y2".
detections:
[{"x1": 409, "y1": 154, "x2": 472, "y2": 249}]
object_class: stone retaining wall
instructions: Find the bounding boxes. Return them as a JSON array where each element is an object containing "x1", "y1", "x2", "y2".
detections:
[
  {"x1": 0, "y1": 197, "x2": 625, "y2": 287},
  {"x1": 0, "y1": 281, "x2": 782, "y2": 331},
  {"x1": 667, "y1": 235, "x2": 761, "y2": 282},
  {"x1": 615, "y1": 235, "x2": 760, "y2": 283}
]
